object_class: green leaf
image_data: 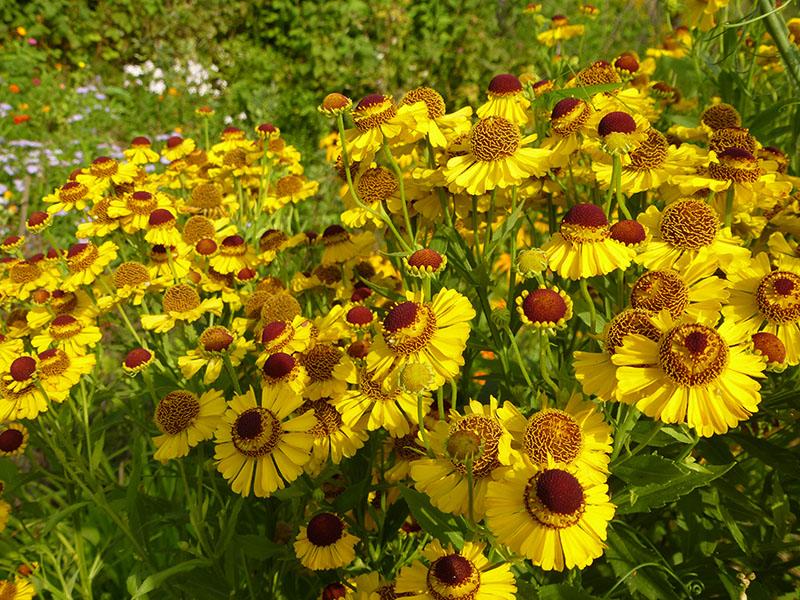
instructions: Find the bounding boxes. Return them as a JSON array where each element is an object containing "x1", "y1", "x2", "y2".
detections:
[
  {"x1": 536, "y1": 583, "x2": 600, "y2": 600},
  {"x1": 613, "y1": 457, "x2": 733, "y2": 514},
  {"x1": 399, "y1": 486, "x2": 464, "y2": 547},
  {"x1": 130, "y1": 559, "x2": 212, "y2": 598},
  {"x1": 605, "y1": 525, "x2": 681, "y2": 599},
  {"x1": 236, "y1": 534, "x2": 284, "y2": 560}
]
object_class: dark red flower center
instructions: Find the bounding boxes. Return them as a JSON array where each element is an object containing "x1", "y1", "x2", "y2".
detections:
[
  {"x1": 125, "y1": 348, "x2": 153, "y2": 369},
  {"x1": 598, "y1": 111, "x2": 637, "y2": 136},
  {"x1": 262, "y1": 353, "x2": 295, "y2": 378},
  {"x1": 149, "y1": 209, "x2": 175, "y2": 226},
  {"x1": 0, "y1": 429, "x2": 24, "y2": 453},
  {"x1": 384, "y1": 301, "x2": 419, "y2": 332},
  {"x1": 67, "y1": 242, "x2": 88, "y2": 258},
  {"x1": 306, "y1": 513, "x2": 344, "y2": 546},
  {"x1": 551, "y1": 97, "x2": 582, "y2": 120},
  {"x1": 562, "y1": 203, "x2": 608, "y2": 227},
  {"x1": 488, "y1": 73, "x2": 523, "y2": 94},
  {"x1": 222, "y1": 235, "x2": 245, "y2": 247},
  {"x1": 10, "y1": 356, "x2": 36, "y2": 381},
  {"x1": 522, "y1": 289, "x2": 568, "y2": 323},
  {"x1": 684, "y1": 331, "x2": 708, "y2": 354},
  {"x1": 610, "y1": 220, "x2": 646, "y2": 244},
  {"x1": 774, "y1": 277, "x2": 795, "y2": 295},
  {"x1": 347, "y1": 306, "x2": 373, "y2": 325},
  {"x1": 356, "y1": 94, "x2": 387, "y2": 110},
  {"x1": 261, "y1": 321, "x2": 287, "y2": 343},
  {"x1": 235, "y1": 411, "x2": 263, "y2": 439},
  {"x1": 536, "y1": 469, "x2": 584, "y2": 515},
  {"x1": 408, "y1": 248, "x2": 443, "y2": 270},
  {"x1": 433, "y1": 554, "x2": 473, "y2": 584},
  {"x1": 752, "y1": 332, "x2": 786, "y2": 364}
]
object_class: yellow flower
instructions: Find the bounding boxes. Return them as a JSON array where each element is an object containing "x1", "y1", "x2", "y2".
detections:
[
  {"x1": 63, "y1": 241, "x2": 118, "y2": 291},
  {"x1": 140, "y1": 285, "x2": 224, "y2": 333},
  {"x1": 537, "y1": 14, "x2": 585, "y2": 47},
  {"x1": 444, "y1": 117, "x2": 549, "y2": 195},
  {"x1": 124, "y1": 136, "x2": 160, "y2": 165},
  {"x1": 0, "y1": 422, "x2": 29, "y2": 456},
  {"x1": 152, "y1": 389, "x2": 226, "y2": 462},
  {"x1": 574, "y1": 308, "x2": 662, "y2": 402},
  {"x1": 214, "y1": 386, "x2": 316, "y2": 497},
  {"x1": 723, "y1": 252, "x2": 800, "y2": 365},
  {"x1": 485, "y1": 460, "x2": 614, "y2": 571},
  {"x1": 401, "y1": 87, "x2": 472, "y2": 148},
  {"x1": 395, "y1": 540, "x2": 516, "y2": 599},
  {"x1": 516, "y1": 286, "x2": 573, "y2": 331},
  {"x1": 542, "y1": 203, "x2": 635, "y2": 280},
  {"x1": 476, "y1": 74, "x2": 531, "y2": 126},
  {"x1": 0, "y1": 576, "x2": 35, "y2": 600},
  {"x1": 179, "y1": 322, "x2": 254, "y2": 384},
  {"x1": 635, "y1": 199, "x2": 750, "y2": 273},
  {"x1": 367, "y1": 288, "x2": 475, "y2": 389},
  {"x1": 410, "y1": 398, "x2": 518, "y2": 519},
  {"x1": 31, "y1": 315, "x2": 102, "y2": 357},
  {"x1": 345, "y1": 93, "x2": 429, "y2": 162},
  {"x1": 503, "y1": 395, "x2": 612, "y2": 484},
  {"x1": 293, "y1": 512, "x2": 359, "y2": 570},
  {"x1": 613, "y1": 314, "x2": 766, "y2": 436}
]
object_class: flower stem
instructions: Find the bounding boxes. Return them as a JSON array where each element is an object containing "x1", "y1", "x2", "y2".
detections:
[
  {"x1": 724, "y1": 185, "x2": 735, "y2": 229},
  {"x1": 580, "y1": 279, "x2": 597, "y2": 331},
  {"x1": 505, "y1": 326, "x2": 534, "y2": 389}
]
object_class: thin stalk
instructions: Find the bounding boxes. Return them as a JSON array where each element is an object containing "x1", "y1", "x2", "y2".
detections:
[
  {"x1": 724, "y1": 185, "x2": 735, "y2": 229},
  {"x1": 580, "y1": 279, "x2": 597, "y2": 331},
  {"x1": 538, "y1": 330, "x2": 559, "y2": 394},
  {"x1": 505, "y1": 326, "x2": 534, "y2": 389}
]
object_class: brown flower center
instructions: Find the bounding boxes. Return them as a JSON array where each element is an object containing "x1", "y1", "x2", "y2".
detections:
[
  {"x1": 232, "y1": 407, "x2": 281, "y2": 456},
  {"x1": 524, "y1": 410, "x2": 582, "y2": 464},
  {"x1": 155, "y1": 390, "x2": 201, "y2": 435},
  {"x1": 659, "y1": 200, "x2": 718, "y2": 250},
  {"x1": 658, "y1": 324, "x2": 728, "y2": 386},
  {"x1": 469, "y1": 116, "x2": 520, "y2": 161},
  {"x1": 630, "y1": 270, "x2": 689, "y2": 317}
]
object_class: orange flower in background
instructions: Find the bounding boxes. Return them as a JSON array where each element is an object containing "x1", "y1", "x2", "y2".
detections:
[
  {"x1": 13, "y1": 115, "x2": 30, "y2": 125},
  {"x1": 8, "y1": 84, "x2": 20, "y2": 94}
]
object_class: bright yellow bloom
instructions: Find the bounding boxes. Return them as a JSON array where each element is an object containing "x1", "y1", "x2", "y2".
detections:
[{"x1": 153, "y1": 389, "x2": 226, "y2": 462}]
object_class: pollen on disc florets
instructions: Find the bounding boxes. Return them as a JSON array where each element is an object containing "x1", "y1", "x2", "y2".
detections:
[
  {"x1": 709, "y1": 127, "x2": 757, "y2": 155},
  {"x1": 155, "y1": 390, "x2": 201, "y2": 435},
  {"x1": 701, "y1": 103, "x2": 741, "y2": 131},
  {"x1": 260, "y1": 292, "x2": 302, "y2": 324},
  {"x1": 66, "y1": 242, "x2": 100, "y2": 273},
  {"x1": 163, "y1": 285, "x2": 201, "y2": 313},
  {"x1": 659, "y1": 199, "x2": 719, "y2": 250},
  {"x1": 614, "y1": 53, "x2": 640, "y2": 76},
  {"x1": 550, "y1": 97, "x2": 590, "y2": 137},
  {"x1": 427, "y1": 554, "x2": 480, "y2": 598},
  {"x1": 708, "y1": 147, "x2": 761, "y2": 183},
  {"x1": 628, "y1": 129, "x2": 668, "y2": 170},
  {"x1": 532, "y1": 79, "x2": 554, "y2": 96},
  {"x1": 469, "y1": 116, "x2": 521, "y2": 162},
  {"x1": 575, "y1": 60, "x2": 621, "y2": 86},
  {"x1": 402, "y1": 86, "x2": 446, "y2": 119},
  {"x1": 630, "y1": 270, "x2": 689, "y2": 317},
  {"x1": 448, "y1": 415, "x2": 502, "y2": 477},
  {"x1": 259, "y1": 229, "x2": 289, "y2": 253},
  {"x1": 232, "y1": 407, "x2": 281, "y2": 456},
  {"x1": 605, "y1": 308, "x2": 662, "y2": 355},
  {"x1": 191, "y1": 182, "x2": 223, "y2": 209},
  {"x1": 756, "y1": 271, "x2": 800, "y2": 323},
  {"x1": 114, "y1": 262, "x2": 150, "y2": 288},
  {"x1": 200, "y1": 326, "x2": 234, "y2": 353},
  {"x1": 306, "y1": 513, "x2": 345, "y2": 546},
  {"x1": 524, "y1": 410, "x2": 582, "y2": 464},
  {"x1": 183, "y1": 216, "x2": 217, "y2": 245},
  {"x1": 353, "y1": 94, "x2": 397, "y2": 132},
  {"x1": 357, "y1": 167, "x2": 397, "y2": 204},
  {"x1": 658, "y1": 324, "x2": 729, "y2": 386}
]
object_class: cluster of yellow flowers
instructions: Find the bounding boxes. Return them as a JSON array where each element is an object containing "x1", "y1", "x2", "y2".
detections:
[{"x1": 1, "y1": 12, "x2": 799, "y2": 598}]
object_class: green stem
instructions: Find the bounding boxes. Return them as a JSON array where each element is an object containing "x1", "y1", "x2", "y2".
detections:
[
  {"x1": 604, "y1": 155, "x2": 620, "y2": 217},
  {"x1": 538, "y1": 329, "x2": 559, "y2": 394},
  {"x1": 613, "y1": 154, "x2": 631, "y2": 219},
  {"x1": 505, "y1": 326, "x2": 534, "y2": 389},
  {"x1": 382, "y1": 141, "x2": 415, "y2": 246},
  {"x1": 417, "y1": 393, "x2": 432, "y2": 455},
  {"x1": 223, "y1": 355, "x2": 243, "y2": 395},
  {"x1": 758, "y1": 0, "x2": 800, "y2": 91},
  {"x1": 580, "y1": 279, "x2": 597, "y2": 331},
  {"x1": 723, "y1": 185, "x2": 735, "y2": 229}
]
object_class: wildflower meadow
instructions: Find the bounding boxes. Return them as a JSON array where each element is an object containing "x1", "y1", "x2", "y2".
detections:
[{"x1": 0, "y1": 1, "x2": 799, "y2": 598}]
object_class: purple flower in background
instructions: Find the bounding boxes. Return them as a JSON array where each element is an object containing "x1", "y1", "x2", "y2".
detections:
[
  {"x1": 0, "y1": 184, "x2": 7, "y2": 195},
  {"x1": 95, "y1": 93, "x2": 107, "y2": 100},
  {"x1": 67, "y1": 114, "x2": 84, "y2": 123},
  {"x1": 26, "y1": 164, "x2": 41, "y2": 175},
  {"x1": 13, "y1": 179, "x2": 26, "y2": 192},
  {"x1": 27, "y1": 38, "x2": 37, "y2": 46}
]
